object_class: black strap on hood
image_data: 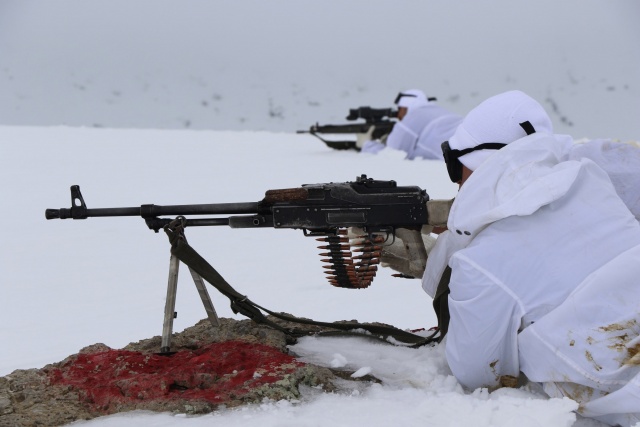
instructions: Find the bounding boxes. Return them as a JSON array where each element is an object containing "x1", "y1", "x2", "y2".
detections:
[{"x1": 519, "y1": 121, "x2": 536, "y2": 135}]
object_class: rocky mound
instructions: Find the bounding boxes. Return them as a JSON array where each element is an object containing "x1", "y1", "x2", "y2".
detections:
[{"x1": 0, "y1": 317, "x2": 355, "y2": 427}]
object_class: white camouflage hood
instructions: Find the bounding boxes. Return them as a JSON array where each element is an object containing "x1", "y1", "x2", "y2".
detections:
[{"x1": 422, "y1": 133, "x2": 580, "y2": 296}]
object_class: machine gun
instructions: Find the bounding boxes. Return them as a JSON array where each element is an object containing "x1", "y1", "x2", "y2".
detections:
[
  {"x1": 45, "y1": 175, "x2": 448, "y2": 289},
  {"x1": 297, "y1": 106, "x2": 397, "y2": 151},
  {"x1": 46, "y1": 175, "x2": 449, "y2": 351}
]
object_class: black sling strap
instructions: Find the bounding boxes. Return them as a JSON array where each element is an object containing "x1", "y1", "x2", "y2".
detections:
[
  {"x1": 164, "y1": 224, "x2": 438, "y2": 348},
  {"x1": 432, "y1": 266, "x2": 452, "y2": 343}
]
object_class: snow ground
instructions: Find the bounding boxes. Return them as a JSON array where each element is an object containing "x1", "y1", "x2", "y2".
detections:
[{"x1": 0, "y1": 126, "x2": 609, "y2": 426}]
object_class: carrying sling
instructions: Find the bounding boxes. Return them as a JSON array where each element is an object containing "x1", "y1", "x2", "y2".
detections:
[{"x1": 164, "y1": 220, "x2": 439, "y2": 348}]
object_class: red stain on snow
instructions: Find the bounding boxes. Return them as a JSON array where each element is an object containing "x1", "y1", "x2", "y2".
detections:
[{"x1": 48, "y1": 341, "x2": 303, "y2": 410}]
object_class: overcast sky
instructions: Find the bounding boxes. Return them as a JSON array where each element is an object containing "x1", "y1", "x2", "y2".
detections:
[{"x1": 1, "y1": 0, "x2": 638, "y2": 139}]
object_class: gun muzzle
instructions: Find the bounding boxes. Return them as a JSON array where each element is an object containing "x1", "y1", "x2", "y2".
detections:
[
  {"x1": 45, "y1": 208, "x2": 84, "y2": 220},
  {"x1": 45, "y1": 209, "x2": 61, "y2": 219}
]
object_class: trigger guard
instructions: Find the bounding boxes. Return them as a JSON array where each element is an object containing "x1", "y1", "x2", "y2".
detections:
[{"x1": 368, "y1": 228, "x2": 395, "y2": 245}]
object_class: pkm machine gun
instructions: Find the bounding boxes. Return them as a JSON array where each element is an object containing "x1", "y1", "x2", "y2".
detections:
[{"x1": 46, "y1": 175, "x2": 428, "y2": 290}]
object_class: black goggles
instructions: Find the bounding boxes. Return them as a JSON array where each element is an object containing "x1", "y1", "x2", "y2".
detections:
[
  {"x1": 441, "y1": 141, "x2": 507, "y2": 183},
  {"x1": 441, "y1": 121, "x2": 536, "y2": 183}
]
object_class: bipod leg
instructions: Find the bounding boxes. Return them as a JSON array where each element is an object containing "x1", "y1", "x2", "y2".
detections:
[
  {"x1": 160, "y1": 216, "x2": 221, "y2": 354},
  {"x1": 160, "y1": 252, "x2": 180, "y2": 354},
  {"x1": 188, "y1": 266, "x2": 220, "y2": 328}
]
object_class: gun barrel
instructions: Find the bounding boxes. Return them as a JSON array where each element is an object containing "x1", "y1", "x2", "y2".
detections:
[
  {"x1": 45, "y1": 202, "x2": 260, "y2": 220},
  {"x1": 141, "y1": 202, "x2": 260, "y2": 217},
  {"x1": 309, "y1": 123, "x2": 370, "y2": 134},
  {"x1": 306, "y1": 121, "x2": 394, "y2": 136}
]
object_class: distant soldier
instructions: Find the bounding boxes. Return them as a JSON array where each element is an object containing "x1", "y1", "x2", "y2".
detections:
[{"x1": 360, "y1": 89, "x2": 462, "y2": 160}]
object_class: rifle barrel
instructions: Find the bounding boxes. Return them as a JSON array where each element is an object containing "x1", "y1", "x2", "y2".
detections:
[
  {"x1": 141, "y1": 202, "x2": 260, "y2": 217},
  {"x1": 46, "y1": 202, "x2": 260, "y2": 220}
]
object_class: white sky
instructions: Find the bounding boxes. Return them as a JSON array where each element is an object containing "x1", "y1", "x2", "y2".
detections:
[{"x1": 0, "y1": 0, "x2": 638, "y2": 139}]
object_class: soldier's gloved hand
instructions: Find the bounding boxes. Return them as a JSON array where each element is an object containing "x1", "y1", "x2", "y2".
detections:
[
  {"x1": 346, "y1": 227, "x2": 433, "y2": 279},
  {"x1": 355, "y1": 125, "x2": 376, "y2": 150},
  {"x1": 346, "y1": 227, "x2": 366, "y2": 239},
  {"x1": 379, "y1": 226, "x2": 435, "y2": 279},
  {"x1": 360, "y1": 140, "x2": 385, "y2": 154}
]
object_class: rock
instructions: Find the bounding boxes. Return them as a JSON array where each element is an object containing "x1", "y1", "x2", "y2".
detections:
[{"x1": 0, "y1": 316, "x2": 366, "y2": 427}]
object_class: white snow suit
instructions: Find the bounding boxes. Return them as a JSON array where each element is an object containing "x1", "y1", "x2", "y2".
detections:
[
  {"x1": 422, "y1": 133, "x2": 640, "y2": 426},
  {"x1": 386, "y1": 103, "x2": 462, "y2": 160}
]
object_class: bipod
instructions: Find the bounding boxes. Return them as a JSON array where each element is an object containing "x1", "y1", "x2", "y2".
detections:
[{"x1": 160, "y1": 216, "x2": 220, "y2": 354}]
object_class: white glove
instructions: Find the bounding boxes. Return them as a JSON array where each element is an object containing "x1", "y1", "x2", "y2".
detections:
[
  {"x1": 380, "y1": 199, "x2": 454, "y2": 277},
  {"x1": 379, "y1": 226, "x2": 433, "y2": 279},
  {"x1": 355, "y1": 125, "x2": 376, "y2": 150},
  {"x1": 346, "y1": 226, "x2": 433, "y2": 279},
  {"x1": 360, "y1": 140, "x2": 385, "y2": 154}
]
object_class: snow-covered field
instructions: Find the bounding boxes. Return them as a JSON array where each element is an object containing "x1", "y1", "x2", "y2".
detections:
[
  {"x1": 1, "y1": 125, "x2": 457, "y2": 376},
  {"x1": 1, "y1": 126, "x2": 604, "y2": 426}
]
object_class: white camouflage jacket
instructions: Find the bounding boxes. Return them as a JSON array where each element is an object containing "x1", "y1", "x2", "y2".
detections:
[
  {"x1": 422, "y1": 133, "x2": 640, "y2": 426},
  {"x1": 386, "y1": 104, "x2": 461, "y2": 160}
]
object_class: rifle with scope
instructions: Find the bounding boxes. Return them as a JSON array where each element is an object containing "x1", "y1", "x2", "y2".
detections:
[{"x1": 297, "y1": 106, "x2": 397, "y2": 151}]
